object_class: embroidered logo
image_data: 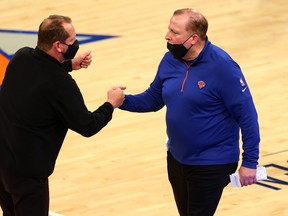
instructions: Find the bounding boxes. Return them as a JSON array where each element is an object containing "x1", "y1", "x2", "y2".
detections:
[
  {"x1": 240, "y1": 77, "x2": 248, "y2": 92},
  {"x1": 240, "y1": 77, "x2": 246, "y2": 87},
  {"x1": 198, "y1": 81, "x2": 206, "y2": 89}
]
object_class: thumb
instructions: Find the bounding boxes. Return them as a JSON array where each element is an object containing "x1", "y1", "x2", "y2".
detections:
[
  {"x1": 118, "y1": 86, "x2": 127, "y2": 90},
  {"x1": 83, "y1": 50, "x2": 92, "y2": 57}
]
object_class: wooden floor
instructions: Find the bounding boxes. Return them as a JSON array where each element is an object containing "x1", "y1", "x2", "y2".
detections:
[{"x1": 1, "y1": 0, "x2": 288, "y2": 215}]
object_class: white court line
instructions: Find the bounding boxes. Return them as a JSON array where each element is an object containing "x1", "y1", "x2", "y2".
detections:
[{"x1": 49, "y1": 211, "x2": 64, "y2": 216}]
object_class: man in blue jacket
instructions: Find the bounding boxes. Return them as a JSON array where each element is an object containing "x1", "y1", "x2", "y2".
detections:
[{"x1": 119, "y1": 8, "x2": 260, "y2": 216}]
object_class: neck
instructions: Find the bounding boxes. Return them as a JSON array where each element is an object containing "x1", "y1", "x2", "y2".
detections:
[
  {"x1": 182, "y1": 39, "x2": 205, "y2": 61},
  {"x1": 46, "y1": 49, "x2": 65, "y2": 63}
]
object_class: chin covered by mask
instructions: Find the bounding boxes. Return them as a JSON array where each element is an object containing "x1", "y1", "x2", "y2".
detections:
[
  {"x1": 63, "y1": 40, "x2": 79, "y2": 60},
  {"x1": 166, "y1": 42, "x2": 190, "y2": 59},
  {"x1": 166, "y1": 34, "x2": 193, "y2": 59}
]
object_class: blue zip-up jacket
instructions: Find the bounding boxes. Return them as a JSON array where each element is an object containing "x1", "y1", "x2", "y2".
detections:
[{"x1": 119, "y1": 39, "x2": 260, "y2": 169}]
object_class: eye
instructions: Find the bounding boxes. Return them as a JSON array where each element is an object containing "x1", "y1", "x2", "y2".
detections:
[{"x1": 170, "y1": 29, "x2": 178, "y2": 35}]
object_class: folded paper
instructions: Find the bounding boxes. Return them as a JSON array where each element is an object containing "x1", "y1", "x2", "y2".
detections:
[{"x1": 230, "y1": 166, "x2": 267, "y2": 187}]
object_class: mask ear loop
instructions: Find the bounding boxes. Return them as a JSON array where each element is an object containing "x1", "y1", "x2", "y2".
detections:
[
  {"x1": 182, "y1": 34, "x2": 195, "y2": 51},
  {"x1": 182, "y1": 33, "x2": 194, "y2": 45}
]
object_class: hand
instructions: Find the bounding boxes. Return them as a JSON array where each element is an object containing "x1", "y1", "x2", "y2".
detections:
[
  {"x1": 238, "y1": 166, "x2": 257, "y2": 186},
  {"x1": 71, "y1": 51, "x2": 92, "y2": 70},
  {"x1": 107, "y1": 86, "x2": 126, "y2": 108}
]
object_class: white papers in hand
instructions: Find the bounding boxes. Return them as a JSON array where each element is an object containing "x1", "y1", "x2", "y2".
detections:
[{"x1": 229, "y1": 166, "x2": 267, "y2": 187}]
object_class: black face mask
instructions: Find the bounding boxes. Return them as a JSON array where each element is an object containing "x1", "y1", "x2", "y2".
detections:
[
  {"x1": 167, "y1": 35, "x2": 193, "y2": 59},
  {"x1": 62, "y1": 40, "x2": 79, "y2": 60}
]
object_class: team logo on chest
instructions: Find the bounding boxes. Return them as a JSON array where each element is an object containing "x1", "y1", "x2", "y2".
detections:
[{"x1": 198, "y1": 81, "x2": 206, "y2": 89}]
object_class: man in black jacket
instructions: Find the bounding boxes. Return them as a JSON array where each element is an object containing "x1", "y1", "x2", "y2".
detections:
[{"x1": 0, "y1": 15, "x2": 125, "y2": 216}]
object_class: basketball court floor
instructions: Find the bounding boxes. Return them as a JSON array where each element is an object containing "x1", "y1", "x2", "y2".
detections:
[{"x1": 0, "y1": 0, "x2": 287, "y2": 215}]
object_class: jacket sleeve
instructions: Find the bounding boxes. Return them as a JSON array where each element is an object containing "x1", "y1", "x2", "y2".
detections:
[
  {"x1": 119, "y1": 72, "x2": 165, "y2": 112},
  {"x1": 220, "y1": 61, "x2": 260, "y2": 169},
  {"x1": 51, "y1": 73, "x2": 114, "y2": 137}
]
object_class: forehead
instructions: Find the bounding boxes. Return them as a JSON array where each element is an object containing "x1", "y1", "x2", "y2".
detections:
[{"x1": 168, "y1": 14, "x2": 189, "y2": 32}]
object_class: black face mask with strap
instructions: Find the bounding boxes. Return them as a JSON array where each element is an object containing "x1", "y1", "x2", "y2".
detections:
[
  {"x1": 167, "y1": 35, "x2": 193, "y2": 59},
  {"x1": 62, "y1": 40, "x2": 79, "y2": 60}
]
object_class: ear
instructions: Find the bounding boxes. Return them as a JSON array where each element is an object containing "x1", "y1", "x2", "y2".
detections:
[
  {"x1": 54, "y1": 41, "x2": 63, "y2": 53},
  {"x1": 191, "y1": 34, "x2": 199, "y2": 45}
]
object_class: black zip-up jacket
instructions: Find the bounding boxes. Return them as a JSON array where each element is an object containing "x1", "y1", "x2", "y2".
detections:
[{"x1": 0, "y1": 47, "x2": 114, "y2": 177}]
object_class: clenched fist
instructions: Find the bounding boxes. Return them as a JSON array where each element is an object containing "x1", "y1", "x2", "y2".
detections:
[
  {"x1": 71, "y1": 51, "x2": 92, "y2": 70},
  {"x1": 107, "y1": 86, "x2": 126, "y2": 108}
]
